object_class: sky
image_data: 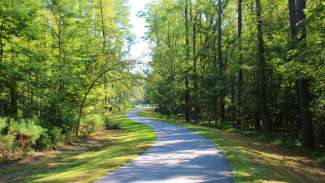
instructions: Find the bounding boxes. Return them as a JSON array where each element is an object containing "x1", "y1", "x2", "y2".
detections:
[{"x1": 129, "y1": 0, "x2": 152, "y2": 71}]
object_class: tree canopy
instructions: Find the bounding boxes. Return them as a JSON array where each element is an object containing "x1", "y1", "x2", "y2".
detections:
[
  {"x1": 143, "y1": 0, "x2": 324, "y2": 149},
  {"x1": 0, "y1": 0, "x2": 141, "y2": 160}
]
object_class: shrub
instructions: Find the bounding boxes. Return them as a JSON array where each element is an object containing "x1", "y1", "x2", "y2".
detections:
[
  {"x1": 104, "y1": 116, "x2": 121, "y2": 130},
  {"x1": 0, "y1": 134, "x2": 16, "y2": 162},
  {"x1": 0, "y1": 118, "x2": 44, "y2": 162},
  {"x1": 320, "y1": 156, "x2": 325, "y2": 168},
  {"x1": 35, "y1": 127, "x2": 66, "y2": 151},
  {"x1": 35, "y1": 132, "x2": 53, "y2": 151},
  {"x1": 10, "y1": 119, "x2": 44, "y2": 148},
  {"x1": 50, "y1": 127, "x2": 65, "y2": 147},
  {"x1": 43, "y1": 108, "x2": 76, "y2": 133},
  {"x1": 105, "y1": 121, "x2": 121, "y2": 130},
  {"x1": 79, "y1": 113, "x2": 105, "y2": 137},
  {"x1": 0, "y1": 118, "x2": 7, "y2": 132}
]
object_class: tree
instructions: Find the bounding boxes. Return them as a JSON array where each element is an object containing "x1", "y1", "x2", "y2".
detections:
[
  {"x1": 255, "y1": 0, "x2": 270, "y2": 132},
  {"x1": 0, "y1": 0, "x2": 134, "y2": 143},
  {"x1": 184, "y1": 0, "x2": 191, "y2": 121},
  {"x1": 288, "y1": 0, "x2": 313, "y2": 149},
  {"x1": 236, "y1": 0, "x2": 243, "y2": 128},
  {"x1": 216, "y1": 0, "x2": 225, "y2": 122},
  {"x1": 143, "y1": 0, "x2": 324, "y2": 150}
]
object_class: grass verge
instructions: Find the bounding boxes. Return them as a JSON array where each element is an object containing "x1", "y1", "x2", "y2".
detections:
[
  {"x1": 0, "y1": 113, "x2": 155, "y2": 183},
  {"x1": 139, "y1": 109, "x2": 325, "y2": 183}
]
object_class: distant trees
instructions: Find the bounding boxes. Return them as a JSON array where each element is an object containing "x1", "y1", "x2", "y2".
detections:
[{"x1": 144, "y1": 0, "x2": 324, "y2": 149}]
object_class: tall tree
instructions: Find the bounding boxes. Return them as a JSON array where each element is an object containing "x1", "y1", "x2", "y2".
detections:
[
  {"x1": 236, "y1": 0, "x2": 243, "y2": 128},
  {"x1": 191, "y1": 0, "x2": 199, "y2": 122},
  {"x1": 184, "y1": 0, "x2": 191, "y2": 121},
  {"x1": 143, "y1": 0, "x2": 324, "y2": 150},
  {"x1": 217, "y1": 0, "x2": 225, "y2": 122},
  {"x1": 255, "y1": 0, "x2": 270, "y2": 132},
  {"x1": 288, "y1": 0, "x2": 313, "y2": 149}
]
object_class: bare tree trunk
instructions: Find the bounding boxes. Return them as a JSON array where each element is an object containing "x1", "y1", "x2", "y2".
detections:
[
  {"x1": 184, "y1": 0, "x2": 191, "y2": 121},
  {"x1": 288, "y1": 0, "x2": 297, "y2": 41},
  {"x1": 236, "y1": 0, "x2": 243, "y2": 128},
  {"x1": 154, "y1": 19, "x2": 160, "y2": 47},
  {"x1": 99, "y1": 0, "x2": 106, "y2": 52},
  {"x1": 297, "y1": 79, "x2": 313, "y2": 148},
  {"x1": 99, "y1": 0, "x2": 110, "y2": 111},
  {"x1": 288, "y1": 0, "x2": 313, "y2": 149},
  {"x1": 57, "y1": 4, "x2": 64, "y2": 103},
  {"x1": 0, "y1": 24, "x2": 3, "y2": 63},
  {"x1": 217, "y1": 0, "x2": 225, "y2": 122},
  {"x1": 9, "y1": 79, "x2": 18, "y2": 117},
  {"x1": 190, "y1": 1, "x2": 199, "y2": 122},
  {"x1": 255, "y1": 0, "x2": 270, "y2": 132},
  {"x1": 296, "y1": 0, "x2": 313, "y2": 149}
]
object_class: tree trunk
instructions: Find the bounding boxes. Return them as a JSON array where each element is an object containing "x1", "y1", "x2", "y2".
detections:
[
  {"x1": 9, "y1": 79, "x2": 18, "y2": 117},
  {"x1": 0, "y1": 24, "x2": 3, "y2": 63},
  {"x1": 297, "y1": 79, "x2": 313, "y2": 148},
  {"x1": 288, "y1": 0, "x2": 297, "y2": 41},
  {"x1": 184, "y1": 0, "x2": 191, "y2": 121},
  {"x1": 76, "y1": 66, "x2": 120, "y2": 136},
  {"x1": 255, "y1": 0, "x2": 270, "y2": 132},
  {"x1": 217, "y1": 0, "x2": 225, "y2": 122},
  {"x1": 236, "y1": 0, "x2": 243, "y2": 128},
  {"x1": 57, "y1": 5, "x2": 64, "y2": 103},
  {"x1": 155, "y1": 19, "x2": 160, "y2": 47},
  {"x1": 191, "y1": 2, "x2": 199, "y2": 122},
  {"x1": 288, "y1": 0, "x2": 313, "y2": 149},
  {"x1": 99, "y1": 0, "x2": 110, "y2": 111},
  {"x1": 99, "y1": 0, "x2": 107, "y2": 52}
]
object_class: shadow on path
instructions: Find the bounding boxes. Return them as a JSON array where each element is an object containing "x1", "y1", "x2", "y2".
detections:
[{"x1": 96, "y1": 110, "x2": 233, "y2": 183}]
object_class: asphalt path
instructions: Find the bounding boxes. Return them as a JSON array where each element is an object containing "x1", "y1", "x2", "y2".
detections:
[{"x1": 96, "y1": 110, "x2": 233, "y2": 183}]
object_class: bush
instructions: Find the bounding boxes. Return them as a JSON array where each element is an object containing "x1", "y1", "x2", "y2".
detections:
[
  {"x1": 35, "y1": 127, "x2": 66, "y2": 151},
  {"x1": 10, "y1": 119, "x2": 44, "y2": 148},
  {"x1": 50, "y1": 127, "x2": 65, "y2": 147},
  {"x1": 104, "y1": 116, "x2": 121, "y2": 130},
  {"x1": 0, "y1": 133, "x2": 16, "y2": 162},
  {"x1": 320, "y1": 156, "x2": 325, "y2": 168},
  {"x1": 105, "y1": 121, "x2": 121, "y2": 130},
  {"x1": 35, "y1": 132, "x2": 53, "y2": 151},
  {"x1": 79, "y1": 113, "x2": 105, "y2": 137},
  {"x1": 0, "y1": 118, "x2": 7, "y2": 132},
  {"x1": 0, "y1": 117, "x2": 44, "y2": 162}
]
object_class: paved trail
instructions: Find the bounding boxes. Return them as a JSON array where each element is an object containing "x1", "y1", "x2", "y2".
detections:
[{"x1": 96, "y1": 110, "x2": 233, "y2": 183}]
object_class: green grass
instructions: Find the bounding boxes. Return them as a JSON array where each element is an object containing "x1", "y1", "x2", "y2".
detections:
[
  {"x1": 139, "y1": 109, "x2": 325, "y2": 183},
  {"x1": 0, "y1": 113, "x2": 156, "y2": 183}
]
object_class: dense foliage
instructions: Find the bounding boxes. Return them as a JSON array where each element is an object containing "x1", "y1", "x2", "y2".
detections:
[
  {"x1": 143, "y1": 0, "x2": 324, "y2": 149},
  {"x1": 0, "y1": 117, "x2": 44, "y2": 162},
  {"x1": 0, "y1": 0, "x2": 137, "y2": 161}
]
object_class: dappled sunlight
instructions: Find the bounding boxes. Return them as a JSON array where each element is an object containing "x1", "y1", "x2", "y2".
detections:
[
  {"x1": 205, "y1": 131, "x2": 324, "y2": 182},
  {"x1": 257, "y1": 180, "x2": 286, "y2": 183},
  {"x1": 96, "y1": 111, "x2": 232, "y2": 183},
  {"x1": 235, "y1": 170, "x2": 252, "y2": 177},
  {"x1": 210, "y1": 130, "x2": 325, "y2": 182},
  {"x1": 140, "y1": 109, "x2": 325, "y2": 183},
  {"x1": 0, "y1": 114, "x2": 156, "y2": 183}
]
